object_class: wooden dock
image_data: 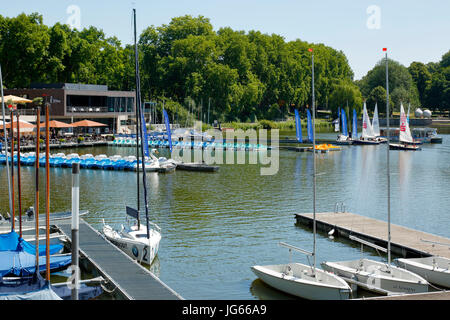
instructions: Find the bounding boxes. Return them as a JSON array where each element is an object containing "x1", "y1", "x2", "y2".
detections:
[
  {"x1": 56, "y1": 219, "x2": 182, "y2": 300},
  {"x1": 295, "y1": 212, "x2": 450, "y2": 259}
]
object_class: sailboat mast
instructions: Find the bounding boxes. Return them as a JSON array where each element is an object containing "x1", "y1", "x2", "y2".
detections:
[
  {"x1": 134, "y1": 8, "x2": 151, "y2": 239},
  {"x1": 0, "y1": 65, "x2": 13, "y2": 226},
  {"x1": 35, "y1": 108, "x2": 40, "y2": 271},
  {"x1": 133, "y1": 8, "x2": 141, "y2": 230},
  {"x1": 311, "y1": 49, "x2": 317, "y2": 273},
  {"x1": 385, "y1": 48, "x2": 391, "y2": 267},
  {"x1": 17, "y1": 112, "x2": 23, "y2": 237},
  {"x1": 45, "y1": 102, "x2": 51, "y2": 280}
]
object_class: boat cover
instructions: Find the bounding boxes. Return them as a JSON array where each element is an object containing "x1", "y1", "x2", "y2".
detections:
[
  {"x1": 0, "y1": 244, "x2": 71, "y2": 277},
  {"x1": 0, "y1": 231, "x2": 63, "y2": 256},
  {"x1": 0, "y1": 272, "x2": 61, "y2": 300}
]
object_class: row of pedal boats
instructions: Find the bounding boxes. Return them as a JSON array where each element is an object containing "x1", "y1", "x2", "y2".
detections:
[
  {"x1": 109, "y1": 138, "x2": 268, "y2": 151},
  {"x1": 0, "y1": 152, "x2": 177, "y2": 172}
]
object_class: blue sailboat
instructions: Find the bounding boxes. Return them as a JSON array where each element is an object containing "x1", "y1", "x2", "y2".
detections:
[{"x1": 352, "y1": 109, "x2": 358, "y2": 140}]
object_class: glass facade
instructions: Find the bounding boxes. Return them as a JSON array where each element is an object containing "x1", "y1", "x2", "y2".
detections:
[{"x1": 66, "y1": 95, "x2": 134, "y2": 113}]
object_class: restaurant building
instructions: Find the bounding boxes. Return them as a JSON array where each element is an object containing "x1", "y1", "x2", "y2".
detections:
[{"x1": 5, "y1": 83, "x2": 136, "y2": 134}]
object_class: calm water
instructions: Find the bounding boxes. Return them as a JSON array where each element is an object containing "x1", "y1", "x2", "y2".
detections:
[{"x1": 1, "y1": 133, "x2": 449, "y2": 299}]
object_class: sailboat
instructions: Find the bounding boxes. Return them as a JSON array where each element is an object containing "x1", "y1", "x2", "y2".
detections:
[
  {"x1": 336, "y1": 108, "x2": 353, "y2": 145},
  {"x1": 102, "y1": 8, "x2": 161, "y2": 266},
  {"x1": 251, "y1": 49, "x2": 352, "y2": 300},
  {"x1": 372, "y1": 103, "x2": 387, "y2": 143},
  {"x1": 354, "y1": 102, "x2": 380, "y2": 145},
  {"x1": 396, "y1": 253, "x2": 450, "y2": 288},
  {"x1": 321, "y1": 49, "x2": 429, "y2": 295},
  {"x1": 389, "y1": 103, "x2": 421, "y2": 151}
]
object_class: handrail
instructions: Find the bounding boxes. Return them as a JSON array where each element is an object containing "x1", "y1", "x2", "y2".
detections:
[{"x1": 279, "y1": 242, "x2": 314, "y2": 256}]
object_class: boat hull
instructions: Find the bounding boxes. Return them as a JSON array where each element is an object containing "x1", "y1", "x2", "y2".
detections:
[
  {"x1": 396, "y1": 257, "x2": 450, "y2": 288},
  {"x1": 103, "y1": 225, "x2": 161, "y2": 266},
  {"x1": 251, "y1": 263, "x2": 351, "y2": 300},
  {"x1": 389, "y1": 143, "x2": 421, "y2": 151},
  {"x1": 321, "y1": 259, "x2": 429, "y2": 294}
]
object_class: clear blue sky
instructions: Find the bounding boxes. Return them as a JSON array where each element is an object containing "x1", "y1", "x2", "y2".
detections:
[{"x1": 3, "y1": 0, "x2": 449, "y2": 79}]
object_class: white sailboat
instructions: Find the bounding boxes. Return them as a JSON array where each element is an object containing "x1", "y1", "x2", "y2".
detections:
[
  {"x1": 389, "y1": 103, "x2": 421, "y2": 151},
  {"x1": 355, "y1": 102, "x2": 380, "y2": 145},
  {"x1": 102, "y1": 8, "x2": 161, "y2": 266},
  {"x1": 251, "y1": 49, "x2": 352, "y2": 300},
  {"x1": 372, "y1": 103, "x2": 387, "y2": 143},
  {"x1": 396, "y1": 255, "x2": 450, "y2": 288},
  {"x1": 321, "y1": 49, "x2": 429, "y2": 295}
]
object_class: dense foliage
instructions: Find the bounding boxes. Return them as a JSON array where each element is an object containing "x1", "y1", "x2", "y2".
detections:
[{"x1": 0, "y1": 13, "x2": 448, "y2": 123}]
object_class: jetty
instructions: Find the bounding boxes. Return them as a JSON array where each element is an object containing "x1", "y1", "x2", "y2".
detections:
[
  {"x1": 295, "y1": 211, "x2": 450, "y2": 259},
  {"x1": 56, "y1": 219, "x2": 182, "y2": 300}
]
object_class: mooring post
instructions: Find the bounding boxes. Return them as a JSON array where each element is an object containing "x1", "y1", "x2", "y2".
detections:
[{"x1": 71, "y1": 162, "x2": 80, "y2": 300}]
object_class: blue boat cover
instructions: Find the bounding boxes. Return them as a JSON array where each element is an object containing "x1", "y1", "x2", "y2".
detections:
[
  {"x1": 294, "y1": 109, "x2": 302, "y2": 143},
  {"x1": 306, "y1": 109, "x2": 313, "y2": 142},
  {"x1": 0, "y1": 231, "x2": 63, "y2": 256},
  {"x1": 0, "y1": 272, "x2": 61, "y2": 300},
  {"x1": 0, "y1": 244, "x2": 71, "y2": 277}
]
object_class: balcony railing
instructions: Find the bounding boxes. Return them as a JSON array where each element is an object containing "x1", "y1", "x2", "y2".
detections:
[{"x1": 67, "y1": 106, "x2": 133, "y2": 113}]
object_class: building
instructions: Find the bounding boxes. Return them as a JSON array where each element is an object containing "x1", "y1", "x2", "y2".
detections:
[{"x1": 5, "y1": 83, "x2": 136, "y2": 134}]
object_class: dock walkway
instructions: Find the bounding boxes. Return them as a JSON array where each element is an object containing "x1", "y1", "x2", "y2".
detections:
[
  {"x1": 57, "y1": 219, "x2": 182, "y2": 300},
  {"x1": 295, "y1": 212, "x2": 450, "y2": 258}
]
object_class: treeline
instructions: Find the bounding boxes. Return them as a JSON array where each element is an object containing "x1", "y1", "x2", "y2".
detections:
[
  {"x1": 0, "y1": 12, "x2": 448, "y2": 124},
  {"x1": 357, "y1": 53, "x2": 450, "y2": 116}
]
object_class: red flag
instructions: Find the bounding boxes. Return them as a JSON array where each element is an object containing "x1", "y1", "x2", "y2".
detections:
[
  {"x1": 7, "y1": 104, "x2": 12, "y2": 109},
  {"x1": 308, "y1": 48, "x2": 313, "y2": 52},
  {"x1": 383, "y1": 48, "x2": 387, "y2": 51}
]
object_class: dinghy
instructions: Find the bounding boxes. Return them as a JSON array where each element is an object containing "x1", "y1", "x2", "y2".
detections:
[
  {"x1": 396, "y1": 255, "x2": 450, "y2": 288},
  {"x1": 102, "y1": 9, "x2": 161, "y2": 266},
  {"x1": 354, "y1": 102, "x2": 380, "y2": 145},
  {"x1": 322, "y1": 50, "x2": 429, "y2": 295},
  {"x1": 389, "y1": 103, "x2": 421, "y2": 151}
]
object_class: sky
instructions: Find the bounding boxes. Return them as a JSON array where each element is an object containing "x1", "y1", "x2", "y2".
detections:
[{"x1": 2, "y1": 0, "x2": 449, "y2": 80}]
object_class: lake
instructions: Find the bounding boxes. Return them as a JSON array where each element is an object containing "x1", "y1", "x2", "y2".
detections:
[{"x1": 1, "y1": 132, "x2": 449, "y2": 299}]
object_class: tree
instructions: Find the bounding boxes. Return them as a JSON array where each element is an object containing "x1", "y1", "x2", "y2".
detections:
[
  {"x1": 367, "y1": 86, "x2": 393, "y2": 116},
  {"x1": 328, "y1": 80, "x2": 363, "y2": 117},
  {"x1": 408, "y1": 61, "x2": 431, "y2": 106},
  {"x1": 358, "y1": 58, "x2": 420, "y2": 109}
]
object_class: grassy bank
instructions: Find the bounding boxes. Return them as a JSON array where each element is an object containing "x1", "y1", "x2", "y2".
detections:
[{"x1": 216, "y1": 119, "x2": 333, "y2": 131}]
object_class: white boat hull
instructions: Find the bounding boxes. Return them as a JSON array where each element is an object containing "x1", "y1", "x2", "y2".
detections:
[
  {"x1": 322, "y1": 259, "x2": 429, "y2": 294},
  {"x1": 396, "y1": 257, "x2": 450, "y2": 288},
  {"x1": 251, "y1": 263, "x2": 351, "y2": 300},
  {"x1": 103, "y1": 223, "x2": 161, "y2": 265}
]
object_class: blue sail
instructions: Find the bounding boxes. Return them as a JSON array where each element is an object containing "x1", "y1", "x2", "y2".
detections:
[
  {"x1": 341, "y1": 108, "x2": 348, "y2": 137},
  {"x1": 140, "y1": 106, "x2": 149, "y2": 157},
  {"x1": 294, "y1": 109, "x2": 302, "y2": 143},
  {"x1": 306, "y1": 109, "x2": 313, "y2": 142},
  {"x1": 352, "y1": 109, "x2": 358, "y2": 139},
  {"x1": 163, "y1": 109, "x2": 172, "y2": 153}
]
